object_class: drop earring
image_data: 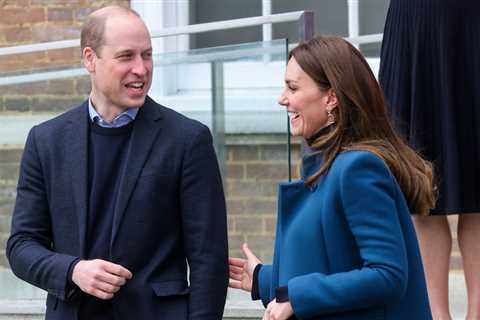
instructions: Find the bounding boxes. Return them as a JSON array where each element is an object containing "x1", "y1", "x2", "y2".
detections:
[{"x1": 326, "y1": 107, "x2": 335, "y2": 126}]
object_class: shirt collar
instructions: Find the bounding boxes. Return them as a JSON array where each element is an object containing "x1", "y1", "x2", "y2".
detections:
[{"x1": 88, "y1": 98, "x2": 139, "y2": 128}]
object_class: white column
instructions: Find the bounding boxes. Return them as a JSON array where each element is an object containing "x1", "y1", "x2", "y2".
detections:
[
  {"x1": 262, "y1": 0, "x2": 272, "y2": 41},
  {"x1": 131, "y1": 0, "x2": 190, "y2": 95},
  {"x1": 347, "y1": 0, "x2": 359, "y2": 49}
]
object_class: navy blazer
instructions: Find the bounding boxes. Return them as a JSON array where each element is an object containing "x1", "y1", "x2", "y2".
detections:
[
  {"x1": 257, "y1": 151, "x2": 431, "y2": 319},
  {"x1": 7, "y1": 97, "x2": 228, "y2": 320}
]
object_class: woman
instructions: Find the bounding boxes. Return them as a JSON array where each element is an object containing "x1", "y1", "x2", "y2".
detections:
[
  {"x1": 229, "y1": 35, "x2": 436, "y2": 320},
  {"x1": 379, "y1": 1, "x2": 480, "y2": 318}
]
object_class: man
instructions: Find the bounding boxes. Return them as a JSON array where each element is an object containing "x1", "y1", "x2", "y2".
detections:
[{"x1": 6, "y1": 6, "x2": 228, "y2": 320}]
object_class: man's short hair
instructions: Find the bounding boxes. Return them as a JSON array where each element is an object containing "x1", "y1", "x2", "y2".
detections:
[{"x1": 80, "y1": 6, "x2": 140, "y2": 56}]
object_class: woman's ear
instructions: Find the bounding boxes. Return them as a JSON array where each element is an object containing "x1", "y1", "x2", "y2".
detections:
[{"x1": 326, "y1": 88, "x2": 338, "y2": 110}]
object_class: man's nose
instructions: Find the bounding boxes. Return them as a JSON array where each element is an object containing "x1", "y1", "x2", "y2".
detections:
[{"x1": 131, "y1": 57, "x2": 148, "y2": 76}]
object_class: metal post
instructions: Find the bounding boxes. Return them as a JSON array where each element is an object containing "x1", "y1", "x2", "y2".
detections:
[
  {"x1": 262, "y1": 0, "x2": 272, "y2": 42},
  {"x1": 347, "y1": 0, "x2": 360, "y2": 49},
  {"x1": 211, "y1": 61, "x2": 226, "y2": 180}
]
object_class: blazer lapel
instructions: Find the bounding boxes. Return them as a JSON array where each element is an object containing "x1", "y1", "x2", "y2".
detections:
[
  {"x1": 66, "y1": 102, "x2": 89, "y2": 258},
  {"x1": 111, "y1": 98, "x2": 163, "y2": 245}
]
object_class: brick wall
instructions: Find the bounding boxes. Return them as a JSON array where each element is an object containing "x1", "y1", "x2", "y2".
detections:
[
  {"x1": 0, "y1": 141, "x2": 464, "y2": 271},
  {"x1": 0, "y1": 0, "x2": 129, "y2": 114},
  {"x1": 0, "y1": 140, "x2": 300, "y2": 269}
]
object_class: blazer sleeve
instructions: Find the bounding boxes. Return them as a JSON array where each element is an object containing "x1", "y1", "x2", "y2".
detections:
[
  {"x1": 287, "y1": 152, "x2": 408, "y2": 318},
  {"x1": 6, "y1": 126, "x2": 78, "y2": 301},
  {"x1": 179, "y1": 125, "x2": 229, "y2": 320}
]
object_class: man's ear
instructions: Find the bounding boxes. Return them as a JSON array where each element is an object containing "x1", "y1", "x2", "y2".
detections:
[
  {"x1": 83, "y1": 47, "x2": 96, "y2": 73},
  {"x1": 326, "y1": 88, "x2": 338, "y2": 110}
]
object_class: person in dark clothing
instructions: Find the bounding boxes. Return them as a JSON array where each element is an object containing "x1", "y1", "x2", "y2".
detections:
[
  {"x1": 6, "y1": 6, "x2": 228, "y2": 320},
  {"x1": 379, "y1": 1, "x2": 480, "y2": 318}
]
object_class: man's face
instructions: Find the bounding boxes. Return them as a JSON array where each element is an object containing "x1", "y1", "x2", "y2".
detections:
[{"x1": 86, "y1": 14, "x2": 153, "y2": 112}]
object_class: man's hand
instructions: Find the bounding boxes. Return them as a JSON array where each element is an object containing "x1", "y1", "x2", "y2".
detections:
[
  {"x1": 228, "y1": 243, "x2": 261, "y2": 292},
  {"x1": 263, "y1": 299, "x2": 294, "y2": 320},
  {"x1": 72, "y1": 259, "x2": 133, "y2": 300}
]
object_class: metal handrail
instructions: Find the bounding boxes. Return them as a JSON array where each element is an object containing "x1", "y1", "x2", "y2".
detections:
[{"x1": 0, "y1": 11, "x2": 310, "y2": 57}]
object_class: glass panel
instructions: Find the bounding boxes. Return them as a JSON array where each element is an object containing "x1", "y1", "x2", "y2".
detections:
[
  {"x1": 0, "y1": 39, "x2": 291, "y2": 302},
  {"x1": 151, "y1": 39, "x2": 293, "y2": 264}
]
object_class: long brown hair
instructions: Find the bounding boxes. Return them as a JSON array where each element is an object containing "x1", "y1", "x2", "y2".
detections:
[{"x1": 291, "y1": 35, "x2": 436, "y2": 215}]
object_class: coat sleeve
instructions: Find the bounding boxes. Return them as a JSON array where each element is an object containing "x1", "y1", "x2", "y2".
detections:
[
  {"x1": 179, "y1": 124, "x2": 229, "y2": 320},
  {"x1": 287, "y1": 152, "x2": 408, "y2": 318},
  {"x1": 257, "y1": 264, "x2": 273, "y2": 307},
  {"x1": 6, "y1": 126, "x2": 78, "y2": 301}
]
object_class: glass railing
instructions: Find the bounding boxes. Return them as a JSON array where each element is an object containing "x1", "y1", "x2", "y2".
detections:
[{"x1": 0, "y1": 39, "x2": 293, "y2": 304}]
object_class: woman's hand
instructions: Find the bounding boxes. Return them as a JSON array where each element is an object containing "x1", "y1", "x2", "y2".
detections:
[
  {"x1": 263, "y1": 299, "x2": 294, "y2": 320},
  {"x1": 228, "y1": 243, "x2": 261, "y2": 292}
]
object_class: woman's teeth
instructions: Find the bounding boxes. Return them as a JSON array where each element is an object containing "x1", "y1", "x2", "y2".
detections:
[{"x1": 288, "y1": 112, "x2": 300, "y2": 119}]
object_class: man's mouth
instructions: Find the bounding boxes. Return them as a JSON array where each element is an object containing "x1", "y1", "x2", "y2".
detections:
[{"x1": 125, "y1": 82, "x2": 145, "y2": 89}]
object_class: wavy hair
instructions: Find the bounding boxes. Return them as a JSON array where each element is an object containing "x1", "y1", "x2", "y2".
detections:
[{"x1": 290, "y1": 35, "x2": 436, "y2": 215}]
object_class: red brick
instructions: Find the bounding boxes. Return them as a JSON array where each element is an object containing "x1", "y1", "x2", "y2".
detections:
[
  {"x1": 32, "y1": 26, "x2": 80, "y2": 42},
  {"x1": 1, "y1": 0, "x2": 30, "y2": 7},
  {"x1": 31, "y1": 0, "x2": 82, "y2": 4},
  {"x1": 47, "y1": 47, "x2": 81, "y2": 64},
  {"x1": 4, "y1": 26, "x2": 32, "y2": 43},
  {"x1": 0, "y1": 8, "x2": 45, "y2": 25},
  {"x1": 75, "y1": 7, "x2": 96, "y2": 22},
  {"x1": 48, "y1": 8, "x2": 73, "y2": 22}
]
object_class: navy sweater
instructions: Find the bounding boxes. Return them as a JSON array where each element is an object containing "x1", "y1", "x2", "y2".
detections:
[{"x1": 79, "y1": 121, "x2": 133, "y2": 320}]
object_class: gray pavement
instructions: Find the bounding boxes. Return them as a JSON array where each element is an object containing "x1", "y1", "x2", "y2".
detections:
[{"x1": 0, "y1": 270, "x2": 468, "y2": 319}]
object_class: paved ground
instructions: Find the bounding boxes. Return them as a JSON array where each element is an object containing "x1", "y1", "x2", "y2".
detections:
[{"x1": 0, "y1": 271, "x2": 468, "y2": 319}]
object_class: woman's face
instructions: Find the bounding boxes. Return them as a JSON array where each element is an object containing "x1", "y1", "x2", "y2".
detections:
[{"x1": 278, "y1": 57, "x2": 336, "y2": 139}]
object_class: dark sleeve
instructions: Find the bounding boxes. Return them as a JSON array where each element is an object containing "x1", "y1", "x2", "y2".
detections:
[
  {"x1": 179, "y1": 125, "x2": 229, "y2": 320},
  {"x1": 251, "y1": 263, "x2": 263, "y2": 300},
  {"x1": 65, "y1": 258, "x2": 81, "y2": 300},
  {"x1": 6, "y1": 126, "x2": 78, "y2": 301},
  {"x1": 275, "y1": 286, "x2": 289, "y2": 303}
]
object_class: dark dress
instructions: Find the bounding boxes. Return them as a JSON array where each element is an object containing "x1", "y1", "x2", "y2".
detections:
[{"x1": 379, "y1": 0, "x2": 480, "y2": 214}]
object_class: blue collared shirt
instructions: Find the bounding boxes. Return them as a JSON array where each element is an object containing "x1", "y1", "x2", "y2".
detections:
[{"x1": 88, "y1": 99, "x2": 139, "y2": 128}]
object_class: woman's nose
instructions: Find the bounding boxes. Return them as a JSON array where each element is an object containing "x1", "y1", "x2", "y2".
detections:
[{"x1": 277, "y1": 93, "x2": 287, "y2": 107}]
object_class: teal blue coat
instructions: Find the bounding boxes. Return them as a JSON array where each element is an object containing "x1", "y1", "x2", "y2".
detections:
[{"x1": 257, "y1": 151, "x2": 431, "y2": 319}]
